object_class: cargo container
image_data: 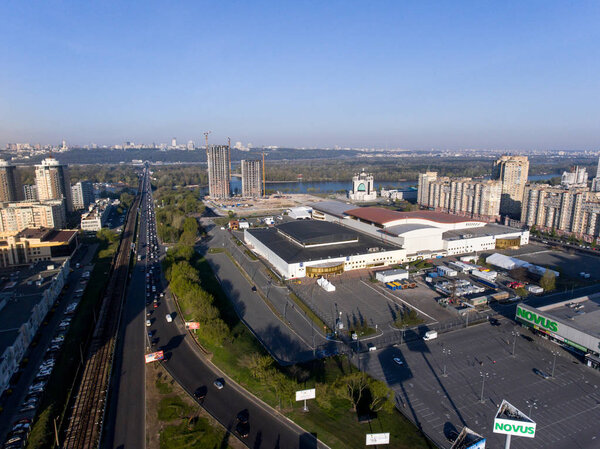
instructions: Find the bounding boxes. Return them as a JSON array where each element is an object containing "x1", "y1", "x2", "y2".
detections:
[
  {"x1": 437, "y1": 266, "x2": 458, "y2": 277},
  {"x1": 527, "y1": 285, "x2": 544, "y2": 294},
  {"x1": 471, "y1": 269, "x2": 497, "y2": 282},
  {"x1": 427, "y1": 272, "x2": 438, "y2": 278}
]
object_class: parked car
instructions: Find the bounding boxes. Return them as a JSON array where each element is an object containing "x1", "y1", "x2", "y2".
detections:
[{"x1": 213, "y1": 379, "x2": 224, "y2": 390}]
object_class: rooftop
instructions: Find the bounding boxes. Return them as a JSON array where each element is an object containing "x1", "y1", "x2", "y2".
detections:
[
  {"x1": 247, "y1": 224, "x2": 399, "y2": 264},
  {"x1": 345, "y1": 207, "x2": 483, "y2": 226},
  {"x1": 309, "y1": 200, "x2": 355, "y2": 218},
  {"x1": 442, "y1": 223, "x2": 524, "y2": 241},
  {"x1": 277, "y1": 220, "x2": 358, "y2": 247},
  {"x1": 536, "y1": 296, "x2": 600, "y2": 338}
]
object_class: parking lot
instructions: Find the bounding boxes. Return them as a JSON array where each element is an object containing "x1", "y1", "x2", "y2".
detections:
[{"x1": 361, "y1": 319, "x2": 600, "y2": 449}]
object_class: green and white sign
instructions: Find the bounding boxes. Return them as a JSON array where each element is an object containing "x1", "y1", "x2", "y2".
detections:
[
  {"x1": 493, "y1": 419, "x2": 536, "y2": 438},
  {"x1": 516, "y1": 306, "x2": 558, "y2": 332}
]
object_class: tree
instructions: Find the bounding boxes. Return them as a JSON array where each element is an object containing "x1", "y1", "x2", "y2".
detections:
[
  {"x1": 368, "y1": 379, "x2": 395, "y2": 414},
  {"x1": 338, "y1": 372, "x2": 368, "y2": 412},
  {"x1": 540, "y1": 270, "x2": 556, "y2": 292},
  {"x1": 119, "y1": 191, "x2": 134, "y2": 209}
]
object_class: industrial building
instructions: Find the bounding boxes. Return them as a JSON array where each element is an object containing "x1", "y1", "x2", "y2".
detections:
[
  {"x1": 0, "y1": 199, "x2": 66, "y2": 232},
  {"x1": 207, "y1": 145, "x2": 231, "y2": 199},
  {"x1": 244, "y1": 220, "x2": 405, "y2": 279},
  {"x1": 310, "y1": 201, "x2": 528, "y2": 259},
  {"x1": 0, "y1": 228, "x2": 78, "y2": 267},
  {"x1": 35, "y1": 157, "x2": 73, "y2": 212},
  {"x1": 241, "y1": 159, "x2": 261, "y2": 198},
  {"x1": 348, "y1": 170, "x2": 377, "y2": 202},
  {"x1": 516, "y1": 300, "x2": 600, "y2": 370},
  {"x1": 0, "y1": 260, "x2": 70, "y2": 395},
  {"x1": 0, "y1": 160, "x2": 22, "y2": 202}
]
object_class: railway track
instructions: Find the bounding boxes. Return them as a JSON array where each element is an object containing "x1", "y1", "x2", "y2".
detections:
[{"x1": 62, "y1": 192, "x2": 141, "y2": 449}]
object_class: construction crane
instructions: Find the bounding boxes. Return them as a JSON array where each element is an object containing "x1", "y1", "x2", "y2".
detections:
[{"x1": 203, "y1": 131, "x2": 212, "y2": 154}]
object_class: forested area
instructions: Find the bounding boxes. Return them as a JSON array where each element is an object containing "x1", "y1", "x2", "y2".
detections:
[
  {"x1": 154, "y1": 187, "x2": 204, "y2": 244},
  {"x1": 15, "y1": 164, "x2": 140, "y2": 186},
  {"x1": 151, "y1": 166, "x2": 207, "y2": 188}
]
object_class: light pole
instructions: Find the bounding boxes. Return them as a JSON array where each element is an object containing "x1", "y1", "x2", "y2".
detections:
[
  {"x1": 511, "y1": 331, "x2": 519, "y2": 357},
  {"x1": 442, "y1": 348, "x2": 451, "y2": 377},
  {"x1": 479, "y1": 372, "x2": 489, "y2": 403},
  {"x1": 551, "y1": 351, "x2": 559, "y2": 377},
  {"x1": 525, "y1": 399, "x2": 538, "y2": 418}
]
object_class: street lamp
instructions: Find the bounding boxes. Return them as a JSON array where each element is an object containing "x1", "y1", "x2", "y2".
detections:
[
  {"x1": 479, "y1": 372, "x2": 489, "y2": 403},
  {"x1": 511, "y1": 331, "x2": 519, "y2": 357},
  {"x1": 551, "y1": 351, "x2": 559, "y2": 377},
  {"x1": 442, "y1": 348, "x2": 451, "y2": 377},
  {"x1": 525, "y1": 399, "x2": 538, "y2": 418}
]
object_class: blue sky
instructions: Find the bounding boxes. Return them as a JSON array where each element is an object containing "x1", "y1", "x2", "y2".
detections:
[{"x1": 0, "y1": 1, "x2": 599, "y2": 150}]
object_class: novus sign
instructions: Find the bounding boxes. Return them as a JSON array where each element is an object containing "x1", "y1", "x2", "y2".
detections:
[
  {"x1": 516, "y1": 306, "x2": 558, "y2": 332},
  {"x1": 493, "y1": 419, "x2": 536, "y2": 438}
]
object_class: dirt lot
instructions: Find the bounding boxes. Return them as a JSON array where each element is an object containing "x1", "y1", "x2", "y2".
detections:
[{"x1": 206, "y1": 193, "x2": 324, "y2": 217}]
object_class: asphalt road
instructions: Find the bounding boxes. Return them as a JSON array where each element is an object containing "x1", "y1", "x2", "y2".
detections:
[
  {"x1": 106, "y1": 168, "x2": 326, "y2": 449},
  {"x1": 104, "y1": 174, "x2": 149, "y2": 449}
]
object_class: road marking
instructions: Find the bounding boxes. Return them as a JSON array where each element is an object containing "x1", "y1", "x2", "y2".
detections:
[{"x1": 360, "y1": 280, "x2": 438, "y2": 322}]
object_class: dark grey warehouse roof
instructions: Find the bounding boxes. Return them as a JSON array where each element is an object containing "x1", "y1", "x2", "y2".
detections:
[
  {"x1": 308, "y1": 200, "x2": 355, "y2": 218},
  {"x1": 277, "y1": 220, "x2": 358, "y2": 246},
  {"x1": 247, "y1": 222, "x2": 400, "y2": 264}
]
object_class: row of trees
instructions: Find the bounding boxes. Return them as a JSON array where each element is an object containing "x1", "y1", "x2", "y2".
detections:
[{"x1": 163, "y1": 245, "x2": 229, "y2": 346}]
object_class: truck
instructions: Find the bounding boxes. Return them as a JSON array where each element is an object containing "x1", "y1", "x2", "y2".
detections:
[{"x1": 423, "y1": 330, "x2": 438, "y2": 341}]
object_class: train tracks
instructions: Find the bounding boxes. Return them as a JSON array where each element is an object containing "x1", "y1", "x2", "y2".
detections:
[{"x1": 62, "y1": 193, "x2": 141, "y2": 449}]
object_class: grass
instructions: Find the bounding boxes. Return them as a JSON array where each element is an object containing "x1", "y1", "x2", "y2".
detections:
[
  {"x1": 27, "y1": 236, "x2": 120, "y2": 449},
  {"x1": 157, "y1": 396, "x2": 193, "y2": 421},
  {"x1": 244, "y1": 249, "x2": 257, "y2": 261},
  {"x1": 394, "y1": 309, "x2": 424, "y2": 328},
  {"x1": 160, "y1": 418, "x2": 232, "y2": 449},
  {"x1": 288, "y1": 292, "x2": 331, "y2": 333},
  {"x1": 184, "y1": 256, "x2": 432, "y2": 449},
  {"x1": 156, "y1": 377, "x2": 174, "y2": 395},
  {"x1": 207, "y1": 247, "x2": 225, "y2": 254}
]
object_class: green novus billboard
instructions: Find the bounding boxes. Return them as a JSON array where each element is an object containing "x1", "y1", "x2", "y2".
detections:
[{"x1": 516, "y1": 305, "x2": 558, "y2": 332}]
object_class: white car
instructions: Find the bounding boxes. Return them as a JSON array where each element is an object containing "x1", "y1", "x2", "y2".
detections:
[
  {"x1": 146, "y1": 319, "x2": 151, "y2": 327},
  {"x1": 165, "y1": 314, "x2": 172, "y2": 323}
]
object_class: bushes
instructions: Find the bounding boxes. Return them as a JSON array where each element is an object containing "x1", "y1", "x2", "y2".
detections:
[{"x1": 155, "y1": 188, "x2": 204, "y2": 244}]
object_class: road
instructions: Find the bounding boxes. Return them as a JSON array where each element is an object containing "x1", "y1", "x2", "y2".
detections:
[
  {"x1": 104, "y1": 172, "x2": 148, "y2": 449},
  {"x1": 106, "y1": 166, "x2": 327, "y2": 449}
]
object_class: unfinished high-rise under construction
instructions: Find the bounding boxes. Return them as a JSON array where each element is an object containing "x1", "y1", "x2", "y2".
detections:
[
  {"x1": 241, "y1": 159, "x2": 261, "y2": 198},
  {"x1": 207, "y1": 145, "x2": 230, "y2": 199}
]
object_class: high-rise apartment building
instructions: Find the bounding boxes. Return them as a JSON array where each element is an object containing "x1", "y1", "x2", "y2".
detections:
[
  {"x1": 241, "y1": 159, "x2": 262, "y2": 198},
  {"x1": 207, "y1": 145, "x2": 231, "y2": 199},
  {"x1": 417, "y1": 173, "x2": 502, "y2": 222},
  {"x1": 23, "y1": 184, "x2": 38, "y2": 201},
  {"x1": 492, "y1": 155, "x2": 529, "y2": 217},
  {"x1": 591, "y1": 156, "x2": 600, "y2": 192},
  {"x1": 71, "y1": 181, "x2": 94, "y2": 210},
  {"x1": 35, "y1": 157, "x2": 73, "y2": 212},
  {"x1": 521, "y1": 184, "x2": 600, "y2": 240},
  {"x1": 187, "y1": 140, "x2": 195, "y2": 151},
  {"x1": 561, "y1": 166, "x2": 588, "y2": 188},
  {"x1": 0, "y1": 160, "x2": 22, "y2": 202},
  {"x1": 0, "y1": 200, "x2": 66, "y2": 232}
]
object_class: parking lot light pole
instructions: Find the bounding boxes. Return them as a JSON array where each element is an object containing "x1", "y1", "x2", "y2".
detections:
[
  {"x1": 551, "y1": 351, "x2": 558, "y2": 377},
  {"x1": 479, "y1": 372, "x2": 488, "y2": 403},
  {"x1": 526, "y1": 399, "x2": 538, "y2": 418},
  {"x1": 511, "y1": 331, "x2": 519, "y2": 357},
  {"x1": 442, "y1": 348, "x2": 451, "y2": 377}
]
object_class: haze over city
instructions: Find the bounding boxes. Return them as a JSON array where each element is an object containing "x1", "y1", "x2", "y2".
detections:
[{"x1": 1, "y1": 1, "x2": 600, "y2": 150}]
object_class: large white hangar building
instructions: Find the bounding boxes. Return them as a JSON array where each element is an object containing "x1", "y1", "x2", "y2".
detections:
[
  {"x1": 310, "y1": 201, "x2": 529, "y2": 259},
  {"x1": 244, "y1": 220, "x2": 405, "y2": 279}
]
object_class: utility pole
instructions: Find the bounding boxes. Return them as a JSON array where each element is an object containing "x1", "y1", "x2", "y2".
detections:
[
  {"x1": 511, "y1": 331, "x2": 519, "y2": 357},
  {"x1": 479, "y1": 372, "x2": 488, "y2": 403},
  {"x1": 442, "y1": 347, "x2": 451, "y2": 377},
  {"x1": 551, "y1": 351, "x2": 558, "y2": 377}
]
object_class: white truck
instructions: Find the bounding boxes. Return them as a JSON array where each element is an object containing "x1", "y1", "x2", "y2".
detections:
[{"x1": 423, "y1": 330, "x2": 438, "y2": 341}]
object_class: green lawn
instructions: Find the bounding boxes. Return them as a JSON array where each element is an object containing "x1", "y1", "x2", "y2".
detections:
[{"x1": 160, "y1": 418, "x2": 234, "y2": 449}]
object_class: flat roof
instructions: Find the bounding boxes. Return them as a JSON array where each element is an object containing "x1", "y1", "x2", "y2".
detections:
[
  {"x1": 247, "y1": 226, "x2": 399, "y2": 264},
  {"x1": 277, "y1": 220, "x2": 358, "y2": 246},
  {"x1": 345, "y1": 207, "x2": 483, "y2": 226},
  {"x1": 384, "y1": 223, "x2": 439, "y2": 236},
  {"x1": 309, "y1": 200, "x2": 355, "y2": 218},
  {"x1": 0, "y1": 262, "x2": 63, "y2": 353},
  {"x1": 535, "y1": 297, "x2": 600, "y2": 338},
  {"x1": 443, "y1": 223, "x2": 524, "y2": 241}
]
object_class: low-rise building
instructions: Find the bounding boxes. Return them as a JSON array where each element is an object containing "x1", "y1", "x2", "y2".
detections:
[
  {"x1": 0, "y1": 228, "x2": 79, "y2": 268},
  {"x1": 80, "y1": 199, "x2": 114, "y2": 232},
  {"x1": 0, "y1": 260, "x2": 70, "y2": 395},
  {"x1": 348, "y1": 171, "x2": 377, "y2": 202}
]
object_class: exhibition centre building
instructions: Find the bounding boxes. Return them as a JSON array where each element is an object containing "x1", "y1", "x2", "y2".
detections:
[{"x1": 244, "y1": 201, "x2": 529, "y2": 280}]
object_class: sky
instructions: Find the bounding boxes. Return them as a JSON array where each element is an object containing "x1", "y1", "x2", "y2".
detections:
[{"x1": 0, "y1": 1, "x2": 599, "y2": 150}]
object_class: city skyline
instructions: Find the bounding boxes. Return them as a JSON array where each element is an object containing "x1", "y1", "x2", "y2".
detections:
[{"x1": 1, "y1": 1, "x2": 600, "y2": 150}]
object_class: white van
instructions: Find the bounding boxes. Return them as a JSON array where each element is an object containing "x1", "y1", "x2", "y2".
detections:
[
  {"x1": 165, "y1": 314, "x2": 173, "y2": 323},
  {"x1": 423, "y1": 330, "x2": 438, "y2": 341}
]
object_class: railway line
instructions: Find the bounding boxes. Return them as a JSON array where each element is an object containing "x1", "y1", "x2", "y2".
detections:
[{"x1": 62, "y1": 190, "x2": 141, "y2": 449}]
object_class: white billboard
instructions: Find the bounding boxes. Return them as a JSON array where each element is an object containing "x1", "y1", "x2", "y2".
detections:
[
  {"x1": 295, "y1": 388, "x2": 316, "y2": 401},
  {"x1": 493, "y1": 400, "x2": 536, "y2": 438},
  {"x1": 366, "y1": 433, "x2": 390, "y2": 445}
]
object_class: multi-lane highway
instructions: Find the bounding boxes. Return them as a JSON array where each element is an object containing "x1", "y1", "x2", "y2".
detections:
[{"x1": 105, "y1": 166, "x2": 326, "y2": 449}]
